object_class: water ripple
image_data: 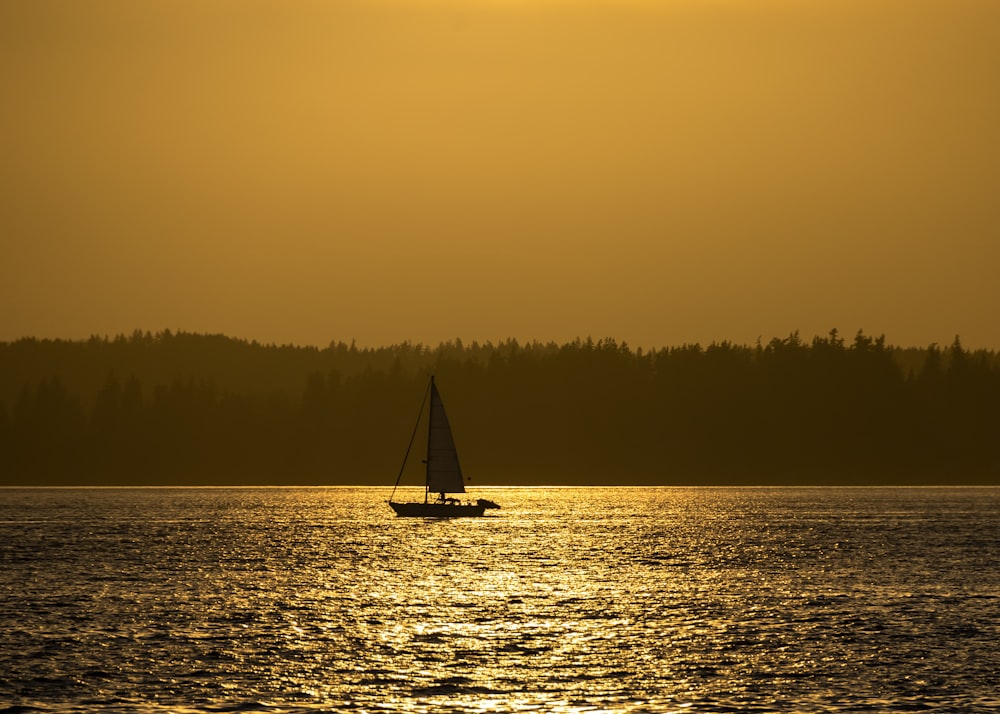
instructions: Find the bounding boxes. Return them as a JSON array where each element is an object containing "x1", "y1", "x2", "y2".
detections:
[{"x1": 1, "y1": 486, "x2": 999, "y2": 713}]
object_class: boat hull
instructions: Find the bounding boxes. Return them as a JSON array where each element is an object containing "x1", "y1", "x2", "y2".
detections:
[{"x1": 389, "y1": 501, "x2": 487, "y2": 518}]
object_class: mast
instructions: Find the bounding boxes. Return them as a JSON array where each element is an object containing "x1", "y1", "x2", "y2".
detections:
[{"x1": 424, "y1": 375, "x2": 435, "y2": 504}]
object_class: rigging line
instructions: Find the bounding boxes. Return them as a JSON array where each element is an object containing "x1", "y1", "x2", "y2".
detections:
[{"x1": 388, "y1": 377, "x2": 432, "y2": 504}]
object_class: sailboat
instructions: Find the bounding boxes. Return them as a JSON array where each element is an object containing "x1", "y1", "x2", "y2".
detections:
[{"x1": 388, "y1": 376, "x2": 500, "y2": 517}]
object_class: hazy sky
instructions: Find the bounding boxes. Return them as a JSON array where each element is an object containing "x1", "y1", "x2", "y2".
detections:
[{"x1": 2, "y1": 0, "x2": 998, "y2": 349}]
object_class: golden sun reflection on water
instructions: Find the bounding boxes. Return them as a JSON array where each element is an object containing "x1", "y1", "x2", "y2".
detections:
[
  {"x1": 305, "y1": 487, "x2": 998, "y2": 711},
  {"x1": 308, "y1": 488, "x2": 706, "y2": 711},
  {"x1": 2, "y1": 486, "x2": 998, "y2": 712}
]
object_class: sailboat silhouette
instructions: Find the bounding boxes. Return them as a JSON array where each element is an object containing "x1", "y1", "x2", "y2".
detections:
[{"x1": 388, "y1": 376, "x2": 499, "y2": 517}]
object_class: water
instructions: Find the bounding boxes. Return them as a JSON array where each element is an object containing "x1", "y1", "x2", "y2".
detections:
[{"x1": 1, "y1": 486, "x2": 998, "y2": 713}]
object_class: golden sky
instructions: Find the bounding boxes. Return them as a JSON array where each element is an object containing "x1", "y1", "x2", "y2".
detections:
[{"x1": 2, "y1": 0, "x2": 998, "y2": 349}]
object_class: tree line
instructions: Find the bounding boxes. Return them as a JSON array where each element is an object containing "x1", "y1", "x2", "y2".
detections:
[{"x1": 1, "y1": 329, "x2": 998, "y2": 485}]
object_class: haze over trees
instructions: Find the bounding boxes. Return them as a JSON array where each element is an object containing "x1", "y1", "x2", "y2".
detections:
[{"x1": 1, "y1": 330, "x2": 998, "y2": 486}]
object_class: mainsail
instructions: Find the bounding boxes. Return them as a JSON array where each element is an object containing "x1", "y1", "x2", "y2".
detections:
[{"x1": 426, "y1": 379, "x2": 466, "y2": 495}]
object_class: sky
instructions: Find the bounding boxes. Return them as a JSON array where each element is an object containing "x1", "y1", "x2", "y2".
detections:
[{"x1": 2, "y1": 0, "x2": 998, "y2": 351}]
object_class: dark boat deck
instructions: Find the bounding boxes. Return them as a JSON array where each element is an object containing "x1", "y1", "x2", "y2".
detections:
[{"x1": 389, "y1": 501, "x2": 487, "y2": 518}]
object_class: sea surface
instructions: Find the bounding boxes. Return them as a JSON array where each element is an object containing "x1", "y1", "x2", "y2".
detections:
[{"x1": 1, "y1": 486, "x2": 998, "y2": 713}]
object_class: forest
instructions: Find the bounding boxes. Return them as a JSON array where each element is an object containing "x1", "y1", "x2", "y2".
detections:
[{"x1": 1, "y1": 329, "x2": 998, "y2": 486}]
